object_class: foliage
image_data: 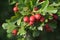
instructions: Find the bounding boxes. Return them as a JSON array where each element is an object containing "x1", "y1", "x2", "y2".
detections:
[{"x1": 2, "y1": 0, "x2": 60, "y2": 40}]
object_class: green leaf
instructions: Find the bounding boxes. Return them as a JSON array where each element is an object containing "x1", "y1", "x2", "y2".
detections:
[
  {"x1": 26, "y1": 0, "x2": 37, "y2": 8},
  {"x1": 36, "y1": 1, "x2": 45, "y2": 6},
  {"x1": 48, "y1": 15, "x2": 53, "y2": 20},
  {"x1": 20, "y1": 10, "x2": 30, "y2": 15},
  {"x1": 7, "y1": 33, "x2": 12, "y2": 38},
  {"x1": 49, "y1": 21, "x2": 57, "y2": 29},
  {"x1": 49, "y1": 2, "x2": 60, "y2": 6},
  {"x1": 37, "y1": 0, "x2": 49, "y2": 14},
  {"x1": 7, "y1": 13, "x2": 22, "y2": 23},
  {"x1": 30, "y1": 0, "x2": 33, "y2": 8},
  {"x1": 2, "y1": 22, "x2": 16, "y2": 33},
  {"x1": 8, "y1": 16, "x2": 19, "y2": 23},
  {"x1": 38, "y1": 23, "x2": 44, "y2": 31},
  {"x1": 46, "y1": 6, "x2": 58, "y2": 13},
  {"x1": 17, "y1": 22, "x2": 26, "y2": 35},
  {"x1": 33, "y1": 31, "x2": 40, "y2": 37},
  {"x1": 7, "y1": 23, "x2": 16, "y2": 33},
  {"x1": 18, "y1": 0, "x2": 24, "y2": 4},
  {"x1": 6, "y1": 12, "x2": 22, "y2": 24},
  {"x1": 17, "y1": 17, "x2": 23, "y2": 26},
  {"x1": 57, "y1": 11, "x2": 60, "y2": 16},
  {"x1": 17, "y1": 26, "x2": 26, "y2": 35},
  {"x1": 18, "y1": 38, "x2": 25, "y2": 40},
  {"x1": 15, "y1": 12, "x2": 22, "y2": 16},
  {"x1": 41, "y1": 0, "x2": 49, "y2": 12},
  {"x1": 29, "y1": 26, "x2": 36, "y2": 30},
  {"x1": 45, "y1": 19, "x2": 48, "y2": 23},
  {"x1": 2, "y1": 23, "x2": 9, "y2": 29},
  {"x1": 10, "y1": 1, "x2": 16, "y2": 5}
]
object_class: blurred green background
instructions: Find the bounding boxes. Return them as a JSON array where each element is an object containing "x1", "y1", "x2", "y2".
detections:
[{"x1": 0, "y1": 0, "x2": 14, "y2": 40}]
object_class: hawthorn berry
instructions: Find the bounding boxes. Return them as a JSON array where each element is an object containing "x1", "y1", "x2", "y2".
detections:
[
  {"x1": 23, "y1": 16, "x2": 29, "y2": 23},
  {"x1": 29, "y1": 21, "x2": 34, "y2": 26},
  {"x1": 45, "y1": 24, "x2": 49, "y2": 29},
  {"x1": 40, "y1": 16, "x2": 45, "y2": 22},
  {"x1": 12, "y1": 29, "x2": 17, "y2": 36},
  {"x1": 13, "y1": 6, "x2": 18, "y2": 12},
  {"x1": 45, "y1": 24, "x2": 52, "y2": 32},
  {"x1": 34, "y1": 7, "x2": 39, "y2": 11},
  {"x1": 35, "y1": 14, "x2": 41, "y2": 20},
  {"x1": 53, "y1": 14, "x2": 58, "y2": 20},
  {"x1": 46, "y1": 28, "x2": 53, "y2": 32},
  {"x1": 30, "y1": 16, "x2": 35, "y2": 22}
]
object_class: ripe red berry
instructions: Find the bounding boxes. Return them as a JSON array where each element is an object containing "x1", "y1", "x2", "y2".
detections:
[
  {"x1": 45, "y1": 24, "x2": 52, "y2": 32},
  {"x1": 45, "y1": 24, "x2": 49, "y2": 29},
  {"x1": 46, "y1": 28, "x2": 52, "y2": 32},
  {"x1": 29, "y1": 21, "x2": 34, "y2": 26},
  {"x1": 12, "y1": 29, "x2": 17, "y2": 36},
  {"x1": 30, "y1": 16, "x2": 35, "y2": 22},
  {"x1": 35, "y1": 14, "x2": 41, "y2": 20},
  {"x1": 34, "y1": 7, "x2": 38, "y2": 11},
  {"x1": 23, "y1": 16, "x2": 29, "y2": 23},
  {"x1": 13, "y1": 6, "x2": 18, "y2": 12},
  {"x1": 53, "y1": 14, "x2": 58, "y2": 20},
  {"x1": 40, "y1": 16, "x2": 45, "y2": 22}
]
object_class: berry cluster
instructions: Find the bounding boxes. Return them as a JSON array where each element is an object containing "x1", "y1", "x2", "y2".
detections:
[
  {"x1": 23, "y1": 14, "x2": 45, "y2": 26},
  {"x1": 45, "y1": 14, "x2": 58, "y2": 32},
  {"x1": 12, "y1": 0, "x2": 58, "y2": 35},
  {"x1": 45, "y1": 24, "x2": 53, "y2": 32},
  {"x1": 13, "y1": 6, "x2": 58, "y2": 33}
]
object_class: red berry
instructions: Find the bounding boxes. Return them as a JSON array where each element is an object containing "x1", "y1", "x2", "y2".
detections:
[
  {"x1": 34, "y1": 7, "x2": 38, "y2": 11},
  {"x1": 40, "y1": 16, "x2": 45, "y2": 22},
  {"x1": 46, "y1": 28, "x2": 52, "y2": 32},
  {"x1": 13, "y1": 6, "x2": 18, "y2": 12},
  {"x1": 29, "y1": 21, "x2": 34, "y2": 26},
  {"x1": 12, "y1": 29, "x2": 17, "y2": 35},
  {"x1": 30, "y1": 16, "x2": 35, "y2": 22},
  {"x1": 35, "y1": 14, "x2": 41, "y2": 20},
  {"x1": 45, "y1": 24, "x2": 52, "y2": 32},
  {"x1": 53, "y1": 14, "x2": 58, "y2": 20},
  {"x1": 45, "y1": 24, "x2": 49, "y2": 29},
  {"x1": 23, "y1": 16, "x2": 29, "y2": 23}
]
